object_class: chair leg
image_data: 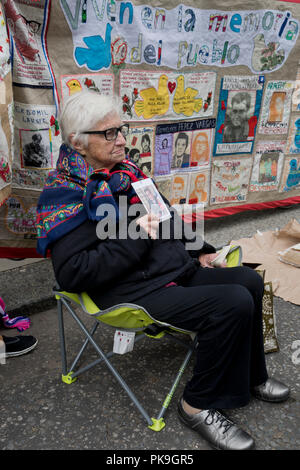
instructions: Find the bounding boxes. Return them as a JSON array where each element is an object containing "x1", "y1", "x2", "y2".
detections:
[
  {"x1": 57, "y1": 296, "x2": 197, "y2": 430},
  {"x1": 71, "y1": 332, "x2": 146, "y2": 378},
  {"x1": 61, "y1": 297, "x2": 154, "y2": 427},
  {"x1": 57, "y1": 298, "x2": 68, "y2": 377},
  {"x1": 69, "y1": 320, "x2": 99, "y2": 373},
  {"x1": 148, "y1": 335, "x2": 198, "y2": 432}
]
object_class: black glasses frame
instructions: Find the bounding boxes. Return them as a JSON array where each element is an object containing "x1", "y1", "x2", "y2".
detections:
[{"x1": 82, "y1": 124, "x2": 129, "y2": 141}]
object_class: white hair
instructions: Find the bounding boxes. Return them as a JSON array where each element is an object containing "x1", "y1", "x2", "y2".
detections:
[{"x1": 59, "y1": 90, "x2": 121, "y2": 148}]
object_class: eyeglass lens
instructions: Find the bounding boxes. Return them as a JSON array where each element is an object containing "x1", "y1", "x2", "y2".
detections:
[{"x1": 106, "y1": 125, "x2": 129, "y2": 140}]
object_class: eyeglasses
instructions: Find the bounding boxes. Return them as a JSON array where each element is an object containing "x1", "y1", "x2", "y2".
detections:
[
  {"x1": 232, "y1": 109, "x2": 247, "y2": 115},
  {"x1": 20, "y1": 15, "x2": 41, "y2": 33},
  {"x1": 82, "y1": 124, "x2": 129, "y2": 141}
]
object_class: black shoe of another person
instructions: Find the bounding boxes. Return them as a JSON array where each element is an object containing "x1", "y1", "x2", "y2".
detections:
[
  {"x1": 1, "y1": 335, "x2": 38, "y2": 357},
  {"x1": 251, "y1": 378, "x2": 290, "y2": 403},
  {"x1": 177, "y1": 399, "x2": 255, "y2": 450}
]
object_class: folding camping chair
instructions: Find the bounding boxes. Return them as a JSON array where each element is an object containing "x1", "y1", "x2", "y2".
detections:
[{"x1": 53, "y1": 286, "x2": 198, "y2": 431}]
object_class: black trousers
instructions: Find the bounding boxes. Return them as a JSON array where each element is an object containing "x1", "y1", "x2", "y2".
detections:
[{"x1": 132, "y1": 266, "x2": 268, "y2": 410}]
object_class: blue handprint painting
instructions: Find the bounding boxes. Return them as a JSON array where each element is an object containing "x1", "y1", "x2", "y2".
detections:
[{"x1": 284, "y1": 158, "x2": 300, "y2": 191}]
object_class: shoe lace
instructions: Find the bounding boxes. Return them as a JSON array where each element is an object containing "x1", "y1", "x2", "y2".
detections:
[{"x1": 204, "y1": 410, "x2": 233, "y2": 434}]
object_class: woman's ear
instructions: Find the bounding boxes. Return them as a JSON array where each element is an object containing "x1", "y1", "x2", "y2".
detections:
[{"x1": 69, "y1": 133, "x2": 86, "y2": 155}]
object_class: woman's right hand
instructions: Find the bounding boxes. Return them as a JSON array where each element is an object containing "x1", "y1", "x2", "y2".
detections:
[{"x1": 136, "y1": 213, "x2": 159, "y2": 240}]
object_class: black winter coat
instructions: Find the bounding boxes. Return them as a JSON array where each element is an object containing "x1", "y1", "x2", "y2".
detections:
[{"x1": 51, "y1": 204, "x2": 215, "y2": 309}]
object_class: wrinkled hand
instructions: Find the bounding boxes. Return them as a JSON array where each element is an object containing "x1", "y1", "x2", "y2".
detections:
[
  {"x1": 198, "y1": 253, "x2": 227, "y2": 268},
  {"x1": 136, "y1": 213, "x2": 159, "y2": 239}
]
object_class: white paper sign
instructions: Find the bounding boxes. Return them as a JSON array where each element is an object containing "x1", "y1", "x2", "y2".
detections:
[
  {"x1": 113, "y1": 330, "x2": 135, "y2": 354},
  {"x1": 132, "y1": 178, "x2": 171, "y2": 222}
]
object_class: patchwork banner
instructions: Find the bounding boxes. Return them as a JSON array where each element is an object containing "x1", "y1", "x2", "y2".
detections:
[
  {"x1": 1, "y1": 0, "x2": 300, "y2": 256},
  {"x1": 60, "y1": 2, "x2": 299, "y2": 74}
]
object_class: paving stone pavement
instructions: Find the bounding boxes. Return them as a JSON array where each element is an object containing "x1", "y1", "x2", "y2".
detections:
[{"x1": 0, "y1": 206, "x2": 299, "y2": 451}]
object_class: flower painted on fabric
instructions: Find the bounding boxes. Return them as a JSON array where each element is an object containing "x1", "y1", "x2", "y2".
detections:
[
  {"x1": 84, "y1": 78, "x2": 100, "y2": 92},
  {"x1": 122, "y1": 90, "x2": 139, "y2": 118},
  {"x1": 50, "y1": 115, "x2": 60, "y2": 136},
  {"x1": 203, "y1": 91, "x2": 212, "y2": 112},
  {"x1": 84, "y1": 78, "x2": 93, "y2": 88}
]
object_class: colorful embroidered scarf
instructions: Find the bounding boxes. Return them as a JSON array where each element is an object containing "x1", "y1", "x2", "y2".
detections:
[{"x1": 36, "y1": 144, "x2": 146, "y2": 256}]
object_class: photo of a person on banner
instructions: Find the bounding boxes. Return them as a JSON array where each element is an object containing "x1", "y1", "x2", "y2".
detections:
[{"x1": 223, "y1": 91, "x2": 252, "y2": 143}]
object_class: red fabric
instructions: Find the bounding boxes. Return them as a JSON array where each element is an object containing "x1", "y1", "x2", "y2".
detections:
[
  {"x1": 190, "y1": 196, "x2": 300, "y2": 221},
  {"x1": 0, "y1": 247, "x2": 45, "y2": 258}
]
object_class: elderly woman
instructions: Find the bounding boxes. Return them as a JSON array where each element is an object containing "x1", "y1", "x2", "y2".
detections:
[{"x1": 36, "y1": 90, "x2": 289, "y2": 451}]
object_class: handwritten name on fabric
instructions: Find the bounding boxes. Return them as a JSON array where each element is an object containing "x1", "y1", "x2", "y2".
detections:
[
  {"x1": 60, "y1": 2, "x2": 299, "y2": 74},
  {"x1": 210, "y1": 157, "x2": 252, "y2": 204}
]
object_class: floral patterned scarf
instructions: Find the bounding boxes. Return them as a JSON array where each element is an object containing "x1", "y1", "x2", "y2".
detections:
[{"x1": 36, "y1": 144, "x2": 146, "y2": 256}]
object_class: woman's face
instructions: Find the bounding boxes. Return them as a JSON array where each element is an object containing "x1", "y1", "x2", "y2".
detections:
[
  {"x1": 132, "y1": 151, "x2": 140, "y2": 163},
  {"x1": 141, "y1": 165, "x2": 151, "y2": 176},
  {"x1": 142, "y1": 138, "x2": 150, "y2": 152},
  {"x1": 275, "y1": 96, "x2": 284, "y2": 111},
  {"x1": 196, "y1": 176, "x2": 205, "y2": 190},
  {"x1": 175, "y1": 138, "x2": 187, "y2": 157},
  {"x1": 195, "y1": 136, "x2": 207, "y2": 156},
  {"x1": 82, "y1": 112, "x2": 126, "y2": 170}
]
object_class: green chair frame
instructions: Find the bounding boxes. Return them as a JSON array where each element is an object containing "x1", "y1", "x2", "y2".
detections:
[{"x1": 54, "y1": 287, "x2": 198, "y2": 431}]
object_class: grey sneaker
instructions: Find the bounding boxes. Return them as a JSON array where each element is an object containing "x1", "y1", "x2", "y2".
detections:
[{"x1": 178, "y1": 399, "x2": 255, "y2": 450}]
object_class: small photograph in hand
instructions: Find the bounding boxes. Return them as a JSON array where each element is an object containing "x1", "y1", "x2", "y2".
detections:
[{"x1": 132, "y1": 179, "x2": 171, "y2": 222}]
